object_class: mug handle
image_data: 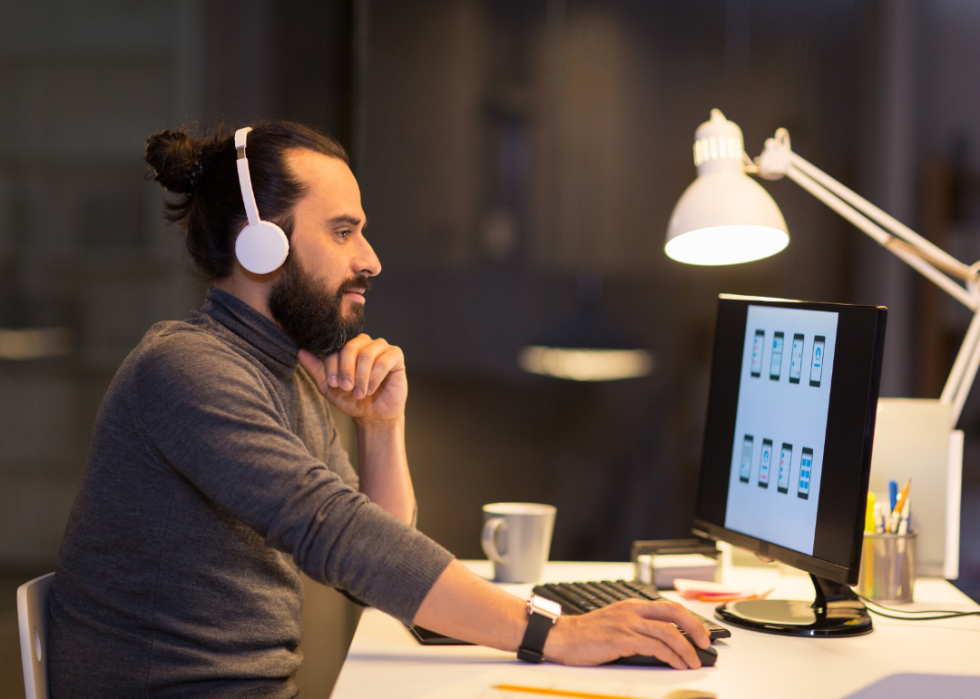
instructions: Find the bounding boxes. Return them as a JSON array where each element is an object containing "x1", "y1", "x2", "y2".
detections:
[{"x1": 481, "y1": 517, "x2": 508, "y2": 566}]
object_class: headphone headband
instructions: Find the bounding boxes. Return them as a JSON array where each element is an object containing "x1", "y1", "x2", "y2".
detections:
[
  {"x1": 235, "y1": 126, "x2": 252, "y2": 150},
  {"x1": 234, "y1": 127, "x2": 260, "y2": 227}
]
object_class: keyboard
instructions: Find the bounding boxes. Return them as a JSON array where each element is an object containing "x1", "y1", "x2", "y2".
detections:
[{"x1": 532, "y1": 579, "x2": 731, "y2": 642}]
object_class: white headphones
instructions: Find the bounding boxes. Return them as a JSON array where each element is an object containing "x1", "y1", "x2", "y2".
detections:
[{"x1": 234, "y1": 127, "x2": 290, "y2": 274}]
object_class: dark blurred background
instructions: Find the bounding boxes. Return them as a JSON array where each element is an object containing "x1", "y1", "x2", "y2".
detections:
[{"x1": 2, "y1": 0, "x2": 980, "y2": 695}]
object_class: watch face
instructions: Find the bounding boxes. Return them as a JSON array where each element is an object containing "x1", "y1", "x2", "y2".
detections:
[{"x1": 529, "y1": 595, "x2": 563, "y2": 620}]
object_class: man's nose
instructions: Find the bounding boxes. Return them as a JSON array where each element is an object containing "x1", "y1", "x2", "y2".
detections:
[{"x1": 353, "y1": 236, "x2": 381, "y2": 277}]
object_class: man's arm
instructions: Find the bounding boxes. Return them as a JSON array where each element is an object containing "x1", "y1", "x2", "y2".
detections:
[
  {"x1": 413, "y1": 560, "x2": 712, "y2": 669},
  {"x1": 298, "y1": 338, "x2": 415, "y2": 524},
  {"x1": 355, "y1": 415, "x2": 415, "y2": 523}
]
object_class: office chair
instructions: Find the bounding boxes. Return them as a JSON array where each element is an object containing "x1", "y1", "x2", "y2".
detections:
[{"x1": 17, "y1": 572, "x2": 54, "y2": 699}]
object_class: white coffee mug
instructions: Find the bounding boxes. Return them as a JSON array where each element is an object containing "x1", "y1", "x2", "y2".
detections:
[{"x1": 481, "y1": 502, "x2": 556, "y2": 583}]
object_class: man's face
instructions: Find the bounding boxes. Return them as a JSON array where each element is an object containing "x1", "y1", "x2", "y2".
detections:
[{"x1": 268, "y1": 149, "x2": 380, "y2": 356}]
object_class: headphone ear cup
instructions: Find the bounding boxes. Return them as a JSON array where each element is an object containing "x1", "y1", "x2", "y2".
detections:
[{"x1": 235, "y1": 221, "x2": 289, "y2": 275}]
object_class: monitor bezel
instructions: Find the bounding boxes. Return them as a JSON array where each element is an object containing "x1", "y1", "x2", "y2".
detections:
[{"x1": 692, "y1": 294, "x2": 887, "y2": 586}]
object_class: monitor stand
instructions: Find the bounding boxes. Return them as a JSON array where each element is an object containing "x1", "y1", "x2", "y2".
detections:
[{"x1": 715, "y1": 573, "x2": 873, "y2": 637}]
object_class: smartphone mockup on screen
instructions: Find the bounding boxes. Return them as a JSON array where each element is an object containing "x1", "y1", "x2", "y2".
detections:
[
  {"x1": 751, "y1": 330, "x2": 765, "y2": 378},
  {"x1": 777, "y1": 443, "x2": 793, "y2": 493},
  {"x1": 798, "y1": 447, "x2": 813, "y2": 499},
  {"x1": 810, "y1": 336, "x2": 826, "y2": 387},
  {"x1": 757, "y1": 438, "x2": 773, "y2": 488},
  {"x1": 739, "y1": 435, "x2": 754, "y2": 483},
  {"x1": 769, "y1": 332, "x2": 784, "y2": 381},
  {"x1": 789, "y1": 333, "x2": 804, "y2": 384}
]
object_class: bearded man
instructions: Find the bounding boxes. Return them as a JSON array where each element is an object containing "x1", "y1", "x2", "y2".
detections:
[{"x1": 47, "y1": 121, "x2": 709, "y2": 698}]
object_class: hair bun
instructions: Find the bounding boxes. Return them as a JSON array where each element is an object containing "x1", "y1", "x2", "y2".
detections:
[{"x1": 144, "y1": 128, "x2": 205, "y2": 194}]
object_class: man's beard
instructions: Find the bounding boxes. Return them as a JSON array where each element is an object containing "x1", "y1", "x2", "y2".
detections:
[{"x1": 268, "y1": 255, "x2": 370, "y2": 357}]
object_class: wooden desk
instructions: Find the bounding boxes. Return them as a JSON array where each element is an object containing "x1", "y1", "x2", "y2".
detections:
[{"x1": 331, "y1": 561, "x2": 980, "y2": 699}]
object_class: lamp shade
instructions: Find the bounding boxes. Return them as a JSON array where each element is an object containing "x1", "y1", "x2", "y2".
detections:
[{"x1": 665, "y1": 110, "x2": 789, "y2": 265}]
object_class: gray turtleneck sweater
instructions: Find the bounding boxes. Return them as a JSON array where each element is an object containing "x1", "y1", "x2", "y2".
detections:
[{"x1": 48, "y1": 289, "x2": 454, "y2": 698}]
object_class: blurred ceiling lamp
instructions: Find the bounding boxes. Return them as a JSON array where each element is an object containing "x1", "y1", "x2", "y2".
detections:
[
  {"x1": 518, "y1": 275, "x2": 654, "y2": 382},
  {"x1": 0, "y1": 327, "x2": 72, "y2": 360},
  {"x1": 666, "y1": 108, "x2": 980, "y2": 428},
  {"x1": 519, "y1": 346, "x2": 653, "y2": 382}
]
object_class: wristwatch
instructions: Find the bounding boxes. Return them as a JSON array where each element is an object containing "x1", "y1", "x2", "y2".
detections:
[{"x1": 517, "y1": 595, "x2": 562, "y2": 663}]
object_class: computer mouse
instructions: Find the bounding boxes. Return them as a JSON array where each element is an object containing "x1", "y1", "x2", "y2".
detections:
[{"x1": 612, "y1": 641, "x2": 718, "y2": 668}]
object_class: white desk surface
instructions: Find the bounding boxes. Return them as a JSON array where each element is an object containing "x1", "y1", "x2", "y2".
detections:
[{"x1": 331, "y1": 561, "x2": 980, "y2": 699}]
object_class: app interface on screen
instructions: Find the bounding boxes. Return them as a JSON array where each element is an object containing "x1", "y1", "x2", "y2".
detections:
[
  {"x1": 757, "y1": 438, "x2": 773, "y2": 487},
  {"x1": 777, "y1": 443, "x2": 793, "y2": 493},
  {"x1": 751, "y1": 330, "x2": 765, "y2": 377},
  {"x1": 724, "y1": 305, "x2": 839, "y2": 555},
  {"x1": 798, "y1": 447, "x2": 814, "y2": 499},
  {"x1": 789, "y1": 334, "x2": 804, "y2": 383},
  {"x1": 769, "y1": 332, "x2": 784, "y2": 380},
  {"x1": 739, "y1": 435, "x2": 754, "y2": 482}
]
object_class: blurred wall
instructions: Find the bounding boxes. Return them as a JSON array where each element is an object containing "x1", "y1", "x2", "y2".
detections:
[{"x1": 0, "y1": 0, "x2": 202, "y2": 568}]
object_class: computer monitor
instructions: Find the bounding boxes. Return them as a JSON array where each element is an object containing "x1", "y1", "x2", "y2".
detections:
[{"x1": 693, "y1": 295, "x2": 887, "y2": 637}]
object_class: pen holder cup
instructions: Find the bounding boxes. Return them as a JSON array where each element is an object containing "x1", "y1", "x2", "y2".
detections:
[{"x1": 856, "y1": 530, "x2": 917, "y2": 604}]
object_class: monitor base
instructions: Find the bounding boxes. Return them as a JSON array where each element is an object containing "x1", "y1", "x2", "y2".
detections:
[{"x1": 715, "y1": 574, "x2": 873, "y2": 637}]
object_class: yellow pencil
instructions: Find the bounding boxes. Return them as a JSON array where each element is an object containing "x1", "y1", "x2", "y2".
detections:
[{"x1": 493, "y1": 684, "x2": 640, "y2": 699}]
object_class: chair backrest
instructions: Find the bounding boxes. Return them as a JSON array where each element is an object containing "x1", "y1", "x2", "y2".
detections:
[{"x1": 17, "y1": 572, "x2": 54, "y2": 699}]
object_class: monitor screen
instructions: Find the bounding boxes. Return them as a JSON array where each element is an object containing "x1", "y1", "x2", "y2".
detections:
[{"x1": 694, "y1": 295, "x2": 887, "y2": 586}]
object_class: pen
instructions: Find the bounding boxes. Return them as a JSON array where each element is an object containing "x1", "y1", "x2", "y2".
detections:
[
  {"x1": 493, "y1": 685, "x2": 650, "y2": 699},
  {"x1": 888, "y1": 479, "x2": 911, "y2": 533},
  {"x1": 888, "y1": 480, "x2": 898, "y2": 515},
  {"x1": 897, "y1": 497, "x2": 911, "y2": 535}
]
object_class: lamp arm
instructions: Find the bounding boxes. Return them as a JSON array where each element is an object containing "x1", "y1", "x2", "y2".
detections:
[
  {"x1": 782, "y1": 164, "x2": 979, "y2": 310},
  {"x1": 756, "y1": 130, "x2": 980, "y2": 427},
  {"x1": 788, "y1": 153, "x2": 976, "y2": 281},
  {"x1": 944, "y1": 309, "x2": 980, "y2": 425}
]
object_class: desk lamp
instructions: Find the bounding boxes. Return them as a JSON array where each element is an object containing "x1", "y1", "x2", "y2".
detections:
[{"x1": 667, "y1": 110, "x2": 974, "y2": 578}]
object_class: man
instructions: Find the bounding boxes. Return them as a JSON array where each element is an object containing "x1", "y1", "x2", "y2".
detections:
[{"x1": 48, "y1": 121, "x2": 709, "y2": 698}]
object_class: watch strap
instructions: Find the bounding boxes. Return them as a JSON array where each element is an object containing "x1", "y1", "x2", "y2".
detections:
[{"x1": 517, "y1": 606, "x2": 555, "y2": 663}]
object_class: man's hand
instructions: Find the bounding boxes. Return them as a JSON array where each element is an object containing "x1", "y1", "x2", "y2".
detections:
[
  {"x1": 298, "y1": 335, "x2": 407, "y2": 423},
  {"x1": 543, "y1": 599, "x2": 712, "y2": 669}
]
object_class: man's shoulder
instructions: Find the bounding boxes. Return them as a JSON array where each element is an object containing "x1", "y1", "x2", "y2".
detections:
[
  {"x1": 139, "y1": 318, "x2": 243, "y2": 362},
  {"x1": 130, "y1": 318, "x2": 263, "y2": 391}
]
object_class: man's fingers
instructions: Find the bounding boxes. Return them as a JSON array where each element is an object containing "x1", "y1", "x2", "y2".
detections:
[
  {"x1": 634, "y1": 636, "x2": 688, "y2": 670},
  {"x1": 365, "y1": 348, "x2": 405, "y2": 396},
  {"x1": 324, "y1": 353, "x2": 340, "y2": 388},
  {"x1": 335, "y1": 334, "x2": 373, "y2": 391},
  {"x1": 635, "y1": 617, "x2": 702, "y2": 669},
  {"x1": 634, "y1": 600, "x2": 711, "y2": 648},
  {"x1": 333, "y1": 335, "x2": 399, "y2": 398},
  {"x1": 352, "y1": 342, "x2": 387, "y2": 398}
]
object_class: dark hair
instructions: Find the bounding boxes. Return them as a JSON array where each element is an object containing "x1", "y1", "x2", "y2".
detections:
[{"x1": 144, "y1": 121, "x2": 350, "y2": 280}]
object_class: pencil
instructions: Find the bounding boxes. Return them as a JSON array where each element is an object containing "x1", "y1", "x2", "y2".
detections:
[{"x1": 493, "y1": 684, "x2": 639, "y2": 699}]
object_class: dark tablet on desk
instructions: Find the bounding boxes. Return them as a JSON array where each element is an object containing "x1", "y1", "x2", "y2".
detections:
[{"x1": 406, "y1": 624, "x2": 472, "y2": 645}]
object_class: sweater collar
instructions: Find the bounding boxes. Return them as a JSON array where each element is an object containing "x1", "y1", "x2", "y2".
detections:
[{"x1": 201, "y1": 289, "x2": 298, "y2": 376}]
